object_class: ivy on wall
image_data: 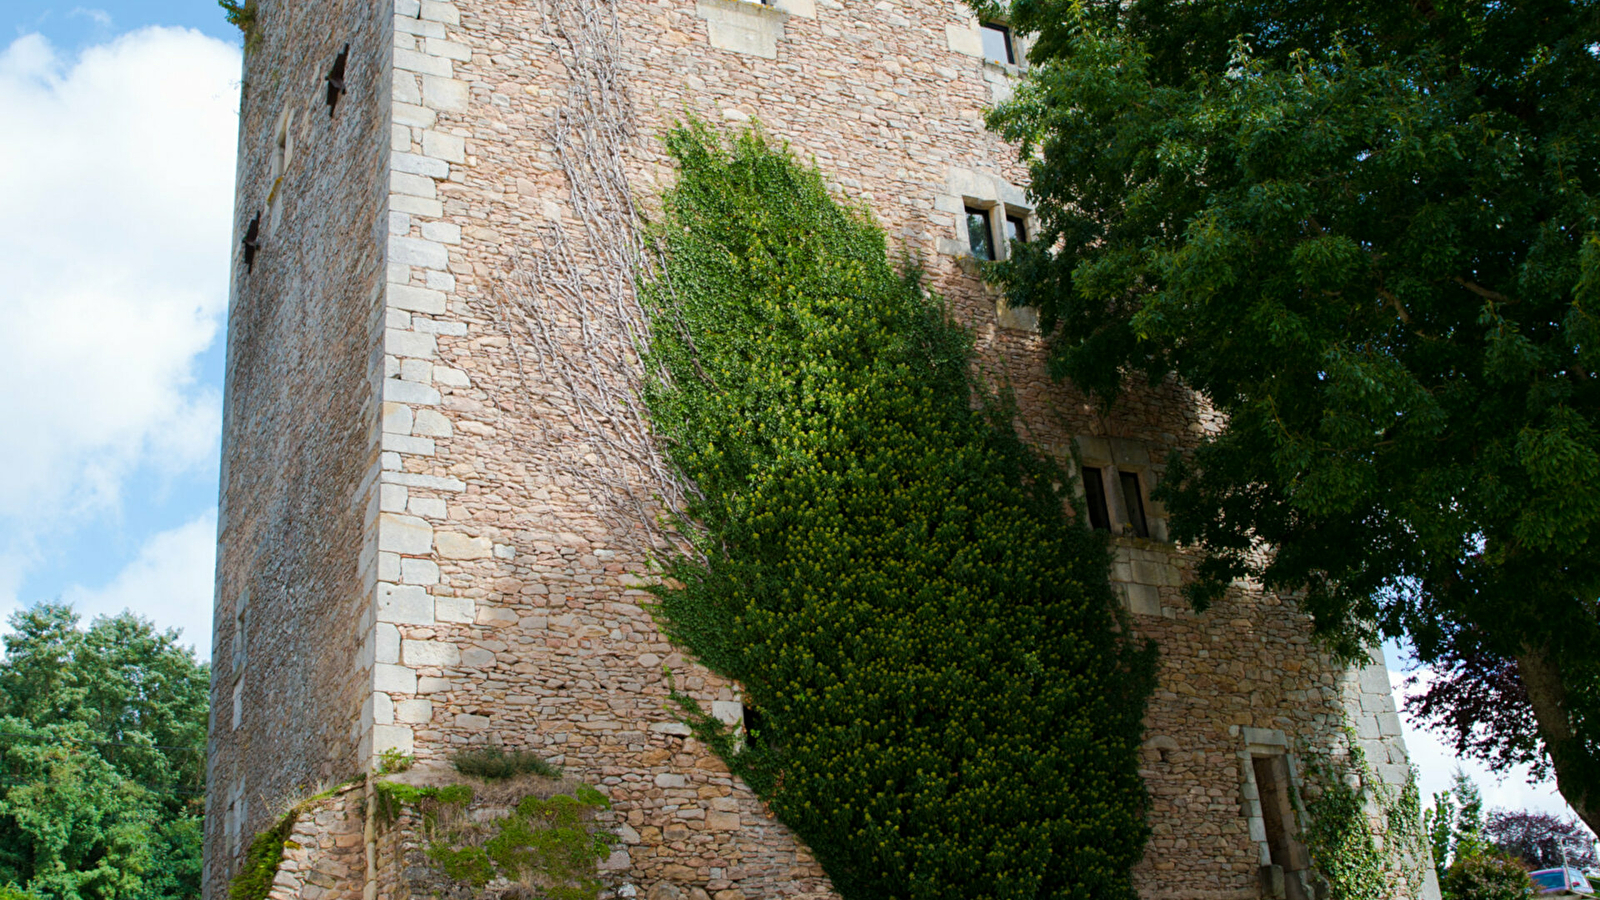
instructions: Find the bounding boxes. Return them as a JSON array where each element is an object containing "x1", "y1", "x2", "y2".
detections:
[
  {"x1": 1301, "y1": 735, "x2": 1429, "y2": 900},
  {"x1": 640, "y1": 122, "x2": 1157, "y2": 900}
]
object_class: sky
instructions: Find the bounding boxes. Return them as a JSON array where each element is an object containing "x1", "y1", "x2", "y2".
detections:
[{"x1": 0, "y1": 0, "x2": 1587, "y2": 829}]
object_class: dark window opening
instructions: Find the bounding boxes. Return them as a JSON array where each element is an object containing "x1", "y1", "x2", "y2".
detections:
[
  {"x1": 1004, "y1": 213, "x2": 1027, "y2": 245},
  {"x1": 1120, "y1": 471, "x2": 1150, "y2": 538},
  {"x1": 1253, "y1": 754, "x2": 1311, "y2": 900},
  {"x1": 980, "y1": 22, "x2": 1015, "y2": 65},
  {"x1": 965, "y1": 206, "x2": 994, "y2": 261},
  {"x1": 1082, "y1": 466, "x2": 1111, "y2": 531},
  {"x1": 742, "y1": 703, "x2": 766, "y2": 748}
]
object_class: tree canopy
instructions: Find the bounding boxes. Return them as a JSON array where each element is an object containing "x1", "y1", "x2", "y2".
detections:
[
  {"x1": 979, "y1": 0, "x2": 1600, "y2": 828},
  {"x1": 0, "y1": 603, "x2": 208, "y2": 900}
]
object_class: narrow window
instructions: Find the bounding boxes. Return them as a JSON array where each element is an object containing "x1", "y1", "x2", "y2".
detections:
[
  {"x1": 1082, "y1": 466, "x2": 1111, "y2": 531},
  {"x1": 1253, "y1": 755, "x2": 1311, "y2": 899},
  {"x1": 1120, "y1": 471, "x2": 1150, "y2": 538},
  {"x1": 231, "y1": 677, "x2": 244, "y2": 731},
  {"x1": 965, "y1": 206, "x2": 995, "y2": 261},
  {"x1": 1004, "y1": 213, "x2": 1027, "y2": 244},
  {"x1": 742, "y1": 703, "x2": 767, "y2": 749},
  {"x1": 980, "y1": 22, "x2": 1015, "y2": 65},
  {"x1": 233, "y1": 591, "x2": 250, "y2": 676}
]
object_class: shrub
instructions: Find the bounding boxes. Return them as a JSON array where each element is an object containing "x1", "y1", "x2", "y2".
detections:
[
  {"x1": 640, "y1": 121, "x2": 1157, "y2": 900},
  {"x1": 1440, "y1": 849, "x2": 1533, "y2": 900},
  {"x1": 451, "y1": 748, "x2": 560, "y2": 781}
]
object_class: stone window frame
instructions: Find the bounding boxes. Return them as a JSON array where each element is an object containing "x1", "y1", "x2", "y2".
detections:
[
  {"x1": 1072, "y1": 436, "x2": 1169, "y2": 543},
  {"x1": 1238, "y1": 727, "x2": 1315, "y2": 900},
  {"x1": 267, "y1": 107, "x2": 295, "y2": 236},
  {"x1": 231, "y1": 587, "x2": 250, "y2": 679}
]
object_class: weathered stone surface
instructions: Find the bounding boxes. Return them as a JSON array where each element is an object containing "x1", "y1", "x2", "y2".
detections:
[{"x1": 215, "y1": 1, "x2": 1435, "y2": 899}]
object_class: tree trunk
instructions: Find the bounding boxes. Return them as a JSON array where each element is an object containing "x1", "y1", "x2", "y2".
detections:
[{"x1": 1516, "y1": 645, "x2": 1600, "y2": 835}]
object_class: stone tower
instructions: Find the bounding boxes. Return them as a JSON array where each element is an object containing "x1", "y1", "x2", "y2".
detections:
[{"x1": 209, "y1": 1, "x2": 1441, "y2": 898}]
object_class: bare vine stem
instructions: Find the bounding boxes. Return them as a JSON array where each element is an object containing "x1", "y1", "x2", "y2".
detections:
[{"x1": 494, "y1": 0, "x2": 692, "y2": 556}]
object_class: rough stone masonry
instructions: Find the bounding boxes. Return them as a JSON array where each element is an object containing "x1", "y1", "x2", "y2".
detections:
[{"x1": 207, "y1": 1, "x2": 1442, "y2": 898}]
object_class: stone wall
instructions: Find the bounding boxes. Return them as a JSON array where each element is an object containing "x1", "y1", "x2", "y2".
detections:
[
  {"x1": 216, "y1": 0, "x2": 1438, "y2": 897},
  {"x1": 205, "y1": 0, "x2": 393, "y2": 894},
  {"x1": 266, "y1": 784, "x2": 368, "y2": 900}
]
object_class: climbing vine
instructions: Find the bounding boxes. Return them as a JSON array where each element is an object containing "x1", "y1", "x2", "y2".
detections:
[
  {"x1": 375, "y1": 778, "x2": 613, "y2": 900},
  {"x1": 640, "y1": 122, "x2": 1157, "y2": 900},
  {"x1": 1301, "y1": 734, "x2": 1429, "y2": 900}
]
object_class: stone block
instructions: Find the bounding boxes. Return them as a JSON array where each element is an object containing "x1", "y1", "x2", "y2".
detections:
[
  {"x1": 433, "y1": 366, "x2": 472, "y2": 387},
  {"x1": 403, "y1": 639, "x2": 460, "y2": 667},
  {"x1": 376, "y1": 623, "x2": 400, "y2": 665},
  {"x1": 381, "y1": 402, "x2": 414, "y2": 435},
  {"x1": 697, "y1": 0, "x2": 786, "y2": 59},
  {"x1": 707, "y1": 811, "x2": 741, "y2": 832},
  {"x1": 422, "y1": 130, "x2": 466, "y2": 161},
  {"x1": 654, "y1": 773, "x2": 686, "y2": 788},
  {"x1": 395, "y1": 699, "x2": 433, "y2": 724},
  {"x1": 455, "y1": 713, "x2": 490, "y2": 730},
  {"x1": 372, "y1": 724, "x2": 414, "y2": 756},
  {"x1": 386, "y1": 328, "x2": 437, "y2": 360},
  {"x1": 391, "y1": 195, "x2": 444, "y2": 217},
  {"x1": 711, "y1": 700, "x2": 743, "y2": 726},
  {"x1": 377, "y1": 514, "x2": 433, "y2": 554},
  {"x1": 374, "y1": 664, "x2": 417, "y2": 694},
  {"x1": 413, "y1": 409, "x2": 453, "y2": 437},
  {"x1": 373, "y1": 692, "x2": 394, "y2": 726},
  {"x1": 393, "y1": 151, "x2": 451, "y2": 179},
  {"x1": 460, "y1": 647, "x2": 496, "y2": 667},
  {"x1": 400, "y1": 557, "x2": 440, "y2": 585},
  {"x1": 377, "y1": 583, "x2": 434, "y2": 624},
  {"x1": 390, "y1": 171, "x2": 437, "y2": 200},
  {"x1": 436, "y1": 532, "x2": 493, "y2": 559},
  {"x1": 392, "y1": 102, "x2": 438, "y2": 129},
  {"x1": 421, "y1": 222, "x2": 462, "y2": 244},
  {"x1": 389, "y1": 236, "x2": 450, "y2": 271},
  {"x1": 382, "y1": 378, "x2": 442, "y2": 406},
  {"x1": 381, "y1": 432, "x2": 435, "y2": 457},
  {"x1": 425, "y1": 38, "x2": 472, "y2": 62},
  {"x1": 435, "y1": 595, "x2": 475, "y2": 623},
  {"x1": 394, "y1": 47, "x2": 454, "y2": 78},
  {"x1": 420, "y1": 1, "x2": 460, "y2": 25},
  {"x1": 1125, "y1": 582, "x2": 1161, "y2": 616},
  {"x1": 409, "y1": 497, "x2": 447, "y2": 519},
  {"x1": 946, "y1": 20, "x2": 983, "y2": 57},
  {"x1": 422, "y1": 76, "x2": 469, "y2": 112}
]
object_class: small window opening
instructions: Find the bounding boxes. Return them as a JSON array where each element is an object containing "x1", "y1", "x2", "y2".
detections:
[
  {"x1": 1004, "y1": 213, "x2": 1027, "y2": 245},
  {"x1": 232, "y1": 590, "x2": 250, "y2": 676},
  {"x1": 1082, "y1": 466, "x2": 1111, "y2": 531},
  {"x1": 980, "y1": 22, "x2": 1015, "y2": 65},
  {"x1": 1120, "y1": 471, "x2": 1150, "y2": 538},
  {"x1": 742, "y1": 703, "x2": 767, "y2": 749},
  {"x1": 1253, "y1": 754, "x2": 1311, "y2": 900},
  {"x1": 965, "y1": 206, "x2": 995, "y2": 261}
]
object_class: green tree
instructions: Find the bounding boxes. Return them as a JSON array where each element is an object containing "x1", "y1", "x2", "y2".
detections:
[
  {"x1": 0, "y1": 604, "x2": 208, "y2": 900},
  {"x1": 1424, "y1": 770, "x2": 1487, "y2": 880},
  {"x1": 642, "y1": 123, "x2": 1155, "y2": 899},
  {"x1": 979, "y1": 0, "x2": 1600, "y2": 829}
]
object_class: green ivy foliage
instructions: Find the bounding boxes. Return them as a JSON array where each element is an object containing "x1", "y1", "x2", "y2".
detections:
[
  {"x1": 640, "y1": 122, "x2": 1156, "y2": 900},
  {"x1": 1301, "y1": 739, "x2": 1427, "y2": 900}
]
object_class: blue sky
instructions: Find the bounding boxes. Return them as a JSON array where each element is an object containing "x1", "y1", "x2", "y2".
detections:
[
  {"x1": 1, "y1": 1, "x2": 240, "y2": 662},
  {"x1": 0, "y1": 0, "x2": 1584, "y2": 825}
]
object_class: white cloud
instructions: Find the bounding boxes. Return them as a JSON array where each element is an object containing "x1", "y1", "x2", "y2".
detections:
[
  {"x1": 63, "y1": 512, "x2": 217, "y2": 659},
  {"x1": 0, "y1": 27, "x2": 239, "y2": 589}
]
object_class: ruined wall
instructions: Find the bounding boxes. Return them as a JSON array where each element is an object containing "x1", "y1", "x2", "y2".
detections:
[
  {"x1": 206, "y1": 0, "x2": 393, "y2": 895},
  {"x1": 217, "y1": 0, "x2": 1436, "y2": 898}
]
